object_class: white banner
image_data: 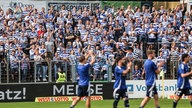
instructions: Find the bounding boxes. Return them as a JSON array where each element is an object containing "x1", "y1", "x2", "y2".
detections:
[
  {"x1": 0, "y1": 0, "x2": 46, "y2": 12},
  {"x1": 126, "y1": 80, "x2": 192, "y2": 98},
  {"x1": 0, "y1": 0, "x2": 100, "y2": 12}
]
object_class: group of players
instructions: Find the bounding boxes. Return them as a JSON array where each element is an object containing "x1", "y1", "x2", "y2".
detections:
[{"x1": 69, "y1": 50, "x2": 192, "y2": 108}]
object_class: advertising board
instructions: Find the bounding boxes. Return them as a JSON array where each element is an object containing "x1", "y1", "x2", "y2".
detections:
[
  {"x1": 126, "y1": 80, "x2": 187, "y2": 98},
  {"x1": 0, "y1": 82, "x2": 113, "y2": 102}
]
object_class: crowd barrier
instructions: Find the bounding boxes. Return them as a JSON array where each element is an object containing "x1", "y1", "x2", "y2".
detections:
[
  {"x1": 0, "y1": 60, "x2": 113, "y2": 83},
  {"x1": 0, "y1": 58, "x2": 183, "y2": 83},
  {"x1": 131, "y1": 59, "x2": 180, "y2": 80}
]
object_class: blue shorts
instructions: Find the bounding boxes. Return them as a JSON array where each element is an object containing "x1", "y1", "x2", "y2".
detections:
[
  {"x1": 146, "y1": 85, "x2": 158, "y2": 97},
  {"x1": 113, "y1": 89, "x2": 128, "y2": 99},
  {"x1": 77, "y1": 85, "x2": 90, "y2": 97}
]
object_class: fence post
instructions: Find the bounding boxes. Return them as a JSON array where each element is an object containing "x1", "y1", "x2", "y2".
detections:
[
  {"x1": 48, "y1": 61, "x2": 52, "y2": 82},
  {"x1": 71, "y1": 64, "x2": 76, "y2": 82},
  {"x1": 34, "y1": 62, "x2": 36, "y2": 83},
  {"x1": 7, "y1": 61, "x2": 9, "y2": 83},
  {"x1": 64, "y1": 61, "x2": 68, "y2": 81},
  {"x1": 108, "y1": 64, "x2": 112, "y2": 82},
  {"x1": 18, "y1": 61, "x2": 21, "y2": 83},
  {"x1": 0, "y1": 62, "x2": 1, "y2": 83}
]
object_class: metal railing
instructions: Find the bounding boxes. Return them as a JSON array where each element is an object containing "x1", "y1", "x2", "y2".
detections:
[
  {"x1": 0, "y1": 60, "x2": 113, "y2": 83},
  {"x1": 0, "y1": 58, "x2": 184, "y2": 83},
  {"x1": 131, "y1": 59, "x2": 181, "y2": 80}
]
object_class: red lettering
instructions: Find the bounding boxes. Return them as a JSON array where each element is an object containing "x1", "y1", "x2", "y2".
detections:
[
  {"x1": 54, "y1": 97, "x2": 61, "y2": 102},
  {"x1": 45, "y1": 97, "x2": 50, "y2": 102},
  {"x1": 72, "y1": 97, "x2": 77, "y2": 101},
  {"x1": 169, "y1": 95, "x2": 175, "y2": 99},
  {"x1": 97, "y1": 96, "x2": 102, "y2": 100},
  {"x1": 37, "y1": 98, "x2": 43, "y2": 102},
  {"x1": 62, "y1": 97, "x2": 69, "y2": 101}
]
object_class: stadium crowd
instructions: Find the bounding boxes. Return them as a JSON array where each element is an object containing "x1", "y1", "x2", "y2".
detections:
[{"x1": 0, "y1": 3, "x2": 191, "y2": 82}]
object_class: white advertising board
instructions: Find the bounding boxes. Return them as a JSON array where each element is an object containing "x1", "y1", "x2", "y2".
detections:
[
  {"x1": 0, "y1": 0, "x2": 100, "y2": 12},
  {"x1": 0, "y1": 0, "x2": 46, "y2": 12},
  {"x1": 126, "y1": 80, "x2": 192, "y2": 98}
]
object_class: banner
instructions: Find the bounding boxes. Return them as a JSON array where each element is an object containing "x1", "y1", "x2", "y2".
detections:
[
  {"x1": 1, "y1": 0, "x2": 46, "y2": 12},
  {"x1": 126, "y1": 80, "x2": 192, "y2": 98},
  {"x1": 0, "y1": 0, "x2": 100, "y2": 13},
  {"x1": 0, "y1": 82, "x2": 113, "y2": 102},
  {"x1": 0, "y1": 80, "x2": 189, "y2": 102},
  {"x1": 35, "y1": 96, "x2": 103, "y2": 102},
  {"x1": 167, "y1": 94, "x2": 190, "y2": 99},
  {"x1": 47, "y1": 1, "x2": 100, "y2": 11}
]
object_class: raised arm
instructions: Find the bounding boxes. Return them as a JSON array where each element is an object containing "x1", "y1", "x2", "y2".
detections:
[{"x1": 122, "y1": 61, "x2": 132, "y2": 75}]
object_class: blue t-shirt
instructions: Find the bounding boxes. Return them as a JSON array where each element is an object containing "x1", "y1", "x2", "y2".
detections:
[
  {"x1": 144, "y1": 59, "x2": 157, "y2": 86},
  {"x1": 78, "y1": 63, "x2": 91, "y2": 86},
  {"x1": 177, "y1": 63, "x2": 191, "y2": 89},
  {"x1": 113, "y1": 66, "x2": 127, "y2": 90}
]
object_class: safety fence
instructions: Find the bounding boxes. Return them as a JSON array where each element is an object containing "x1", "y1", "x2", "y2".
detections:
[
  {"x1": 130, "y1": 59, "x2": 180, "y2": 80},
  {"x1": 0, "y1": 60, "x2": 113, "y2": 83},
  {"x1": 0, "y1": 58, "x2": 183, "y2": 84}
]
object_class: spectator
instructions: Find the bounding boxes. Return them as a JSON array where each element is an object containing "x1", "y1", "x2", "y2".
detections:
[
  {"x1": 73, "y1": 36, "x2": 82, "y2": 49},
  {"x1": 21, "y1": 53, "x2": 30, "y2": 82},
  {"x1": 37, "y1": 25, "x2": 45, "y2": 39},
  {"x1": 45, "y1": 36, "x2": 54, "y2": 58},
  {"x1": 113, "y1": 20, "x2": 122, "y2": 41},
  {"x1": 0, "y1": 3, "x2": 191, "y2": 82},
  {"x1": 10, "y1": 50, "x2": 18, "y2": 82},
  {"x1": 93, "y1": 56, "x2": 101, "y2": 81},
  {"x1": 81, "y1": 12, "x2": 90, "y2": 25},
  {"x1": 132, "y1": 64, "x2": 142, "y2": 80},
  {"x1": 41, "y1": 52, "x2": 50, "y2": 81},
  {"x1": 34, "y1": 50, "x2": 42, "y2": 81}
]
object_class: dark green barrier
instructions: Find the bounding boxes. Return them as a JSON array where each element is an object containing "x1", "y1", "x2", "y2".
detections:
[{"x1": 0, "y1": 82, "x2": 114, "y2": 102}]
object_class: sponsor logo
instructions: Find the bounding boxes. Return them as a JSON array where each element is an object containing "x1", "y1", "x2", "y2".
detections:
[
  {"x1": 53, "y1": 84, "x2": 103, "y2": 96},
  {"x1": 168, "y1": 94, "x2": 190, "y2": 99},
  {"x1": 127, "y1": 84, "x2": 134, "y2": 94},
  {"x1": 35, "y1": 96, "x2": 103, "y2": 102},
  {"x1": 126, "y1": 84, "x2": 177, "y2": 92},
  {"x1": 0, "y1": 88, "x2": 26, "y2": 100}
]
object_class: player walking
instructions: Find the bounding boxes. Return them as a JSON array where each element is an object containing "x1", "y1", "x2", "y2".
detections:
[
  {"x1": 173, "y1": 54, "x2": 192, "y2": 108},
  {"x1": 113, "y1": 56, "x2": 132, "y2": 108}
]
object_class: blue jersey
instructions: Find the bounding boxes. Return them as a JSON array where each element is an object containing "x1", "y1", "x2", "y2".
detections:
[
  {"x1": 177, "y1": 63, "x2": 191, "y2": 89},
  {"x1": 144, "y1": 59, "x2": 157, "y2": 86},
  {"x1": 113, "y1": 66, "x2": 127, "y2": 90},
  {"x1": 78, "y1": 63, "x2": 91, "y2": 86}
]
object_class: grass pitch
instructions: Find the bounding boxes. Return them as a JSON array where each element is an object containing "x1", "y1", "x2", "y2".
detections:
[{"x1": 0, "y1": 99, "x2": 191, "y2": 108}]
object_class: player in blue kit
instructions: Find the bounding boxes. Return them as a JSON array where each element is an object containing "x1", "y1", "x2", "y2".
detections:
[
  {"x1": 173, "y1": 54, "x2": 192, "y2": 108},
  {"x1": 113, "y1": 56, "x2": 132, "y2": 108},
  {"x1": 139, "y1": 50, "x2": 164, "y2": 108},
  {"x1": 70, "y1": 50, "x2": 95, "y2": 108}
]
